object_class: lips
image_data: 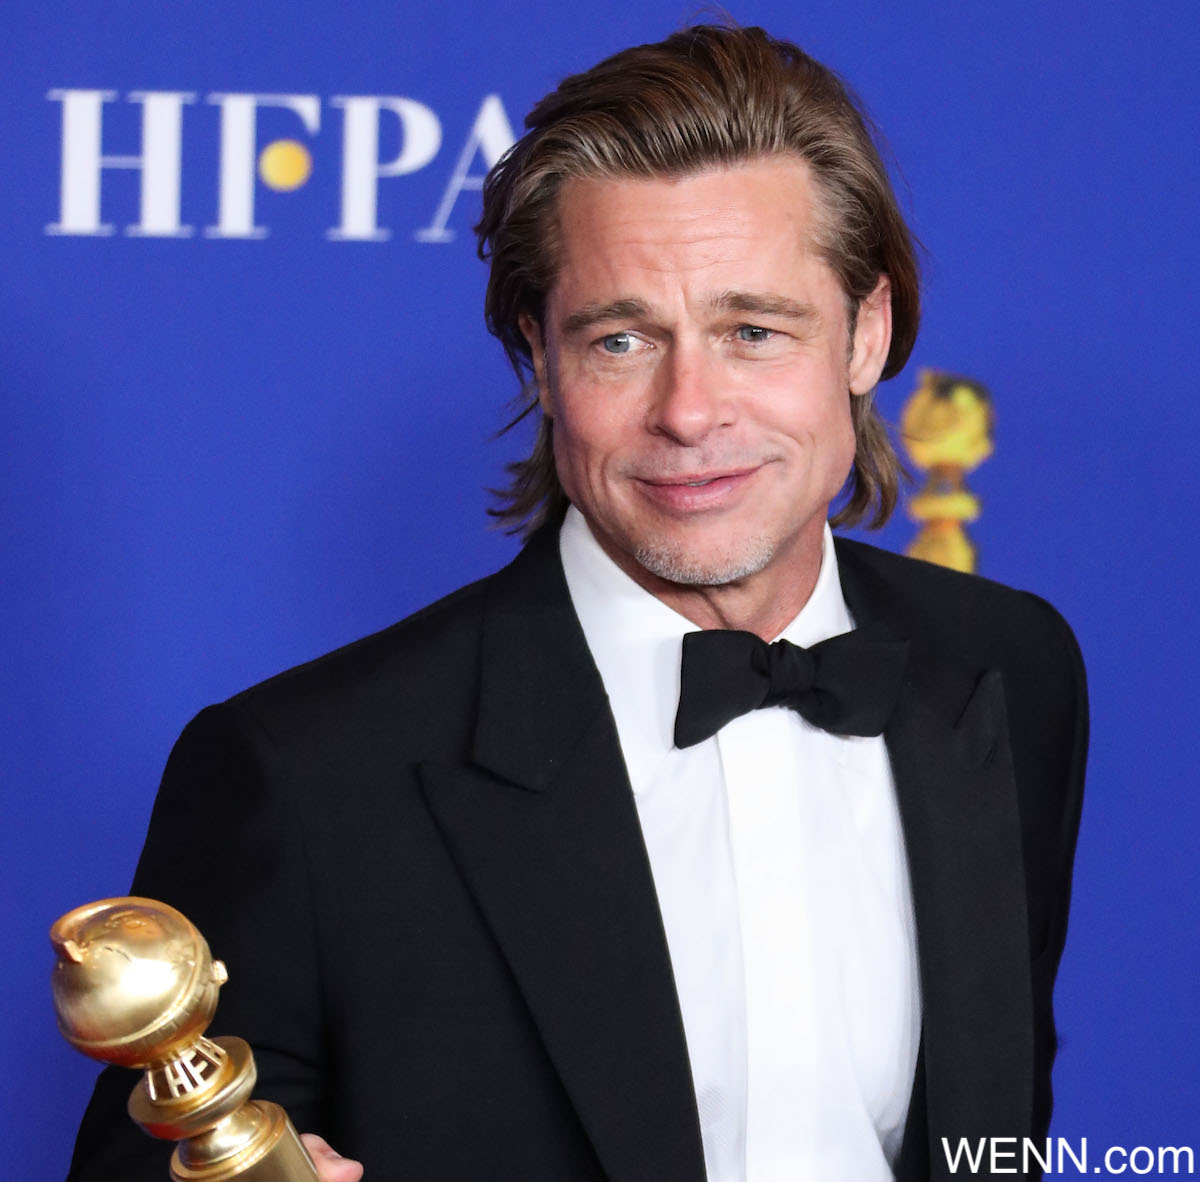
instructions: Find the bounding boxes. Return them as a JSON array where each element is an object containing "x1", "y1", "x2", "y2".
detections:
[
  {"x1": 635, "y1": 466, "x2": 761, "y2": 511},
  {"x1": 642, "y1": 466, "x2": 759, "y2": 487}
]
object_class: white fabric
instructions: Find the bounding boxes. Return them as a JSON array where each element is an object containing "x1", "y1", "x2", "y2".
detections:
[{"x1": 559, "y1": 506, "x2": 921, "y2": 1182}]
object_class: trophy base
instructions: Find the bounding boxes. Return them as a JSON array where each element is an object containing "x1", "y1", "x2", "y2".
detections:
[{"x1": 169, "y1": 1100, "x2": 319, "y2": 1182}]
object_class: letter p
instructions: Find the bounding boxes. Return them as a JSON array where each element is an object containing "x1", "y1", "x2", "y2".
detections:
[{"x1": 328, "y1": 96, "x2": 441, "y2": 241}]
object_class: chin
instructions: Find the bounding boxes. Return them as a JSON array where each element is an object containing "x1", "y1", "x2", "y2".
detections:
[{"x1": 631, "y1": 534, "x2": 777, "y2": 588}]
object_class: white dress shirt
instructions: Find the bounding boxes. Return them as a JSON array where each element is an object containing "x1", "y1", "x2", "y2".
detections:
[{"x1": 559, "y1": 506, "x2": 921, "y2": 1182}]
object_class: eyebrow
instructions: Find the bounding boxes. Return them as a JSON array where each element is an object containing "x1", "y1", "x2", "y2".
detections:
[
  {"x1": 561, "y1": 299, "x2": 651, "y2": 336},
  {"x1": 558, "y1": 290, "x2": 820, "y2": 336},
  {"x1": 707, "y1": 290, "x2": 820, "y2": 323}
]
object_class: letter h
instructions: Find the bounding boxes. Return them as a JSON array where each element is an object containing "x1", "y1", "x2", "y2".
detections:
[{"x1": 47, "y1": 89, "x2": 195, "y2": 236}]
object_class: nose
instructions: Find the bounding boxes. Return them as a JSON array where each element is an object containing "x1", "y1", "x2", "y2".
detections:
[{"x1": 646, "y1": 340, "x2": 734, "y2": 446}]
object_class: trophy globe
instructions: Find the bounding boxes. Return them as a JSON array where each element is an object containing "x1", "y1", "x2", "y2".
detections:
[{"x1": 52, "y1": 896, "x2": 318, "y2": 1181}]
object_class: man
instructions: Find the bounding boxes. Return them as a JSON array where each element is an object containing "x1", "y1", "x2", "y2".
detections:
[{"x1": 67, "y1": 24, "x2": 1086, "y2": 1182}]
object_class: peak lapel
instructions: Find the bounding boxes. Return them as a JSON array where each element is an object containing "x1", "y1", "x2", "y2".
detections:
[
  {"x1": 420, "y1": 529, "x2": 706, "y2": 1182},
  {"x1": 837, "y1": 542, "x2": 1034, "y2": 1155}
]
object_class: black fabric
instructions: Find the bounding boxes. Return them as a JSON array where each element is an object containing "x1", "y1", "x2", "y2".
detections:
[
  {"x1": 674, "y1": 623, "x2": 909, "y2": 747},
  {"x1": 65, "y1": 526, "x2": 1087, "y2": 1182}
]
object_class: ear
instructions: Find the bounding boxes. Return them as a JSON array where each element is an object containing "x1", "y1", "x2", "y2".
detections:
[
  {"x1": 848, "y1": 275, "x2": 893, "y2": 396},
  {"x1": 518, "y1": 312, "x2": 552, "y2": 416}
]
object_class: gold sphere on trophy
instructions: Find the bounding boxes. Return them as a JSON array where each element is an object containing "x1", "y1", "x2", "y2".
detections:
[
  {"x1": 51, "y1": 897, "x2": 318, "y2": 1181},
  {"x1": 900, "y1": 369, "x2": 994, "y2": 574}
]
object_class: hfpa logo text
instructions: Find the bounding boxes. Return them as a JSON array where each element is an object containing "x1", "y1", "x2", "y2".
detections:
[{"x1": 46, "y1": 90, "x2": 517, "y2": 242}]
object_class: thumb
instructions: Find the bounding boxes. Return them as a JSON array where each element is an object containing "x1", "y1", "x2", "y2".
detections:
[{"x1": 300, "y1": 1132, "x2": 365, "y2": 1182}]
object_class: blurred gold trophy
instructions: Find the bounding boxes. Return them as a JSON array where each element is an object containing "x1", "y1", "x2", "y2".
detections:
[
  {"x1": 900, "y1": 369, "x2": 994, "y2": 574},
  {"x1": 50, "y1": 896, "x2": 318, "y2": 1181}
]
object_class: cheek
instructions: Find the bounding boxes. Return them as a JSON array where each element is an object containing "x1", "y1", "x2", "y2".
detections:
[
  {"x1": 764, "y1": 394, "x2": 857, "y2": 503},
  {"x1": 554, "y1": 393, "x2": 634, "y2": 470},
  {"x1": 766, "y1": 380, "x2": 855, "y2": 462},
  {"x1": 818, "y1": 402, "x2": 858, "y2": 485},
  {"x1": 550, "y1": 419, "x2": 582, "y2": 503},
  {"x1": 831, "y1": 397, "x2": 858, "y2": 461},
  {"x1": 551, "y1": 402, "x2": 613, "y2": 505}
]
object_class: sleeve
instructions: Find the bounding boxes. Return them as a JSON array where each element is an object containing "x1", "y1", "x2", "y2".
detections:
[
  {"x1": 1025, "y1": 595, "x2": 1089, "y2": 1143},
  {"x1": 65, "y1": 700, "x2": 328, "y2": 1182}
]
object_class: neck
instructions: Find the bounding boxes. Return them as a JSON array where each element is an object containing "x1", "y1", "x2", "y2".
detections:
[
  {"x1": 594, "y1": 522, "x2": 827, "y2": 642},
  {"x1": 652, "y1": 575, "x2": 821, "y2": 641}
]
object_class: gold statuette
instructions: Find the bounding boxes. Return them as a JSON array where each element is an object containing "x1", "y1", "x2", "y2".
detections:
[
  {"x1": 51, "y1": 896, "x2": 319, "y2": 1182},
  {"x1": 900, "y1": 369, "x2": 994, "y2": 574}
]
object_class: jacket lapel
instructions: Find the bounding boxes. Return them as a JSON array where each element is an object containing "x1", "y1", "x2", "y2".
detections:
[
  {"x1": 419, "y1": 527, "x2": 707, "y2": 1182},
  {"x1": 420, "y1": 528, "x2": 1033, "y2": 1178},
  {"x1": 837, "y1": 541, "x2": 1034, "y2": 1168}
]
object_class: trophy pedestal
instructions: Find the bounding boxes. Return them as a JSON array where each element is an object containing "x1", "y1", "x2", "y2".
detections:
[{"x1": 168, "y1": 1100, "x2": 316, "y2": 1182}]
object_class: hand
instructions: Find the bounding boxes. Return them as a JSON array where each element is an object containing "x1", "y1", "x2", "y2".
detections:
[{"x1": 301, "y1": 1133, "x2": 364, "y2": 1182}]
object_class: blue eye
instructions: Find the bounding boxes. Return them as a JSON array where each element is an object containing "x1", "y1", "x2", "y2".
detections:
[
  {"x1": 601, "y1": 332, "x2": 632, "y2": 354},
  {"x1": 737, "y1": 325, "x2": 773, "y2": 343}
]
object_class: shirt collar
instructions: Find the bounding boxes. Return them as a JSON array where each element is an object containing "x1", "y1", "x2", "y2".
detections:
[{"x1": 559, "y1": 506, "x2": 855, "y2": 795}]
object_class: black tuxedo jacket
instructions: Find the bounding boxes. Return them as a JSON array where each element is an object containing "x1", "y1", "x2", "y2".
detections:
[{"x1": 68, "y1": 527, "x2": 1087, "y2": 1182}]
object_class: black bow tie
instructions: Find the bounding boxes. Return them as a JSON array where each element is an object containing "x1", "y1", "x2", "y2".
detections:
[{"x1": 673, "y1": 625, "x2": 909, "y2": 749}]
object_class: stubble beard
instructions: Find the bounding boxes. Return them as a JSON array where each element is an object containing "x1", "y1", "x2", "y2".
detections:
[{"x1": 632, "y1": 533, "x2": 777, "y2": 588}]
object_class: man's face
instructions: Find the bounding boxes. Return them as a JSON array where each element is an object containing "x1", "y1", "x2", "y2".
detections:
[{"x1": 523, "y1": 156, "x2": 892, "y2": 599}]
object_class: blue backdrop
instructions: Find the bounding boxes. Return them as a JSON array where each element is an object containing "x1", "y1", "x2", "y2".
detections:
[{"x1": 5, "y1": 2, "x2": 1198, "y2": 1176}]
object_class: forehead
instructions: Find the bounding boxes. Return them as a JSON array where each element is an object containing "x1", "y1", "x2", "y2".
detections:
[{"x1": 548, "y1": 156, "x2": 833, "y2": 309}]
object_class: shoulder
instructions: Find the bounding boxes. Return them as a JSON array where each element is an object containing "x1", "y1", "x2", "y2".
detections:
[
  {"x1": 833, "y1": 537, "x2": 1087, "y2": 776},
  {"x1": 166, "y1": 529, "x2": 564, "y2": 779},
  {"x1": 833, "y1": 535, "x2": 1084, "y2": 688},
  {"x1": 206, "y1": 568, "x2": 500, "y2": 764},
  {"x1": 835, "y1": 540, "x2": 1089, "y2": 915}
]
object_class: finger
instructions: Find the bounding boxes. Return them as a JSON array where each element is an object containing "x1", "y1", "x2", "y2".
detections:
[{"x1": 300, "y1": 1132, "x2": 365, "y2": 1182}]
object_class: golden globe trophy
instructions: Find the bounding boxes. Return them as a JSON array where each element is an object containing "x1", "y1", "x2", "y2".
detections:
[
  {"x1": 900, "y1": 369, "x2": 994, "y2": 574},
  {"x1": 50, "y1": 896, "x2": 319, "y2": 1181}
]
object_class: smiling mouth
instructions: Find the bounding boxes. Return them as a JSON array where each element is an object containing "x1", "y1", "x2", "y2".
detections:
[
  {"x1": 634, "y1": 466, "x2": 763, "y2": 511},
  {"x1": 645, "y1": 467, "x2": 759, "y2": 487}
]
